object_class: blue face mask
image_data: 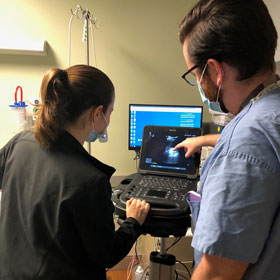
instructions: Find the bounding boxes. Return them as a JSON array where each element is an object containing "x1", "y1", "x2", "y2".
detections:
[
  {"x1": 197, "y1": 64, "x2": 224, "y2": 113},
  {"x1": 86, "y1": 111, "x2": 108, "y2": 143},
  {"x1": 86, "y1": 130, "x2": 100, "y2": 142}
]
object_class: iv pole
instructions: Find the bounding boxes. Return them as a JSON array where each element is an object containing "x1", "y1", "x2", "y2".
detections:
[{"x1": 68, "y1": 5, "x2": 100, "y2": 155}]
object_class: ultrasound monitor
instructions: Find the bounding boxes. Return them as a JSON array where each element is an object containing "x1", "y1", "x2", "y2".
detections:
[
  {"x1": 129, "y1": 104, "x2": 203, "y2": 150},
  {"x1": 139, "y1": 126, "x2": 202, "y2": 177}
]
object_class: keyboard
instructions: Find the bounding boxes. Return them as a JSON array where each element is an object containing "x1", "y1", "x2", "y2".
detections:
[{"x1": 139, "y1": 175, "x2": 191, "y2": 191}]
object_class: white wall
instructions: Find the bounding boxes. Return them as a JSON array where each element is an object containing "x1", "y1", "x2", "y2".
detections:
[
  {"x1": 0, "y1": 0, "x2": 209, "y2": 176},
  {"x1": 265, "y1": 0, "x2": 280, "y2": 61},
  {"x1": 0, "y1": 2, "x2": 200, "y2": 268},
  {"x1": 1, "y1": 1, "x2": 279, "y2": 176}
]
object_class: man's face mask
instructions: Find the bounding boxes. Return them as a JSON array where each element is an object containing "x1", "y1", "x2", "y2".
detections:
[
  {"x1": 197, "y1": 63, "x2": 224, "y2": 113},
  {"x1": 86, "y1": 111, "x2": 108, "y2": 143}
]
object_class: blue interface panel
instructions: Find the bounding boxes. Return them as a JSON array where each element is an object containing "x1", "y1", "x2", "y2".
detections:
[{"x1": 129, "y1": 104, "x2": 203, "y2": 150}]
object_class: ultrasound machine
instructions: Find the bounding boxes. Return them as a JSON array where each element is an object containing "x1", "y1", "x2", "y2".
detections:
[{"x1": 112, "y1": 104, "x2": 203, "y2": 279}]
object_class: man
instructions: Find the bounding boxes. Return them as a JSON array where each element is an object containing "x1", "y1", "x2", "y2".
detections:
[{"x1": 178, "y1": 0, "x2": 280, "y2": 279}]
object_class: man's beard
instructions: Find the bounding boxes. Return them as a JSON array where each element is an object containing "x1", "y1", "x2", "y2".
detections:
[{"x1": 202, "y1": 75, "x2": 228, "y2": 113}]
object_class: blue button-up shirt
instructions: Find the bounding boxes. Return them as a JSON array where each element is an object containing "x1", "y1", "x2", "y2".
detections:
[{"x1": 192, "y1": 87, "x2": 280, "y2": 279}]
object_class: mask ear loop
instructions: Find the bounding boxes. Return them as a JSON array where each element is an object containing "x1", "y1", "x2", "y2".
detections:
[
  {"x1": 91, "y1": 119, "x2": 96, "y2": 132},
  {"x1": 216, "y1": 84, "x2": 222, "y2": 102},
  {"x1": 101, "y1": 111, "x2": 108, "y2": 126},
  {"x1": 199, "y1": 63, "x2": 208, "y2": 83},
  {"x1": 216, "y1": 66, "x2": 224, "y2": 102}
]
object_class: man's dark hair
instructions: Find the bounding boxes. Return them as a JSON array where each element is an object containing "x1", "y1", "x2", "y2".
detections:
[{"x1": 179, "y1": 0, "x2": 278, "y2": 80}]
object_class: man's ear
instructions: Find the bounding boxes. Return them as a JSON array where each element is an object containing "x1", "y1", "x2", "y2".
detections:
[{"x1": 207, "y1": 59, "x2": 224, "y2": 86}]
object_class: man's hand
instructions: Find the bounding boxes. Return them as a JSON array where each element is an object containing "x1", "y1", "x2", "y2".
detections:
[{"x1": 173, "y1": 134, "x2": 220, "y2": 158}]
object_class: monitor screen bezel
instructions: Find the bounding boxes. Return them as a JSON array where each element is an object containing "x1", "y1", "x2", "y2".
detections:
[{"x1": 128, "y1": 103, "x2": 203, "y2": 151}]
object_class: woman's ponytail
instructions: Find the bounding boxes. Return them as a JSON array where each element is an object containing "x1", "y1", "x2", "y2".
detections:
[{"x1": 35, "y1": 68, "x2": 70, "y2": 148}]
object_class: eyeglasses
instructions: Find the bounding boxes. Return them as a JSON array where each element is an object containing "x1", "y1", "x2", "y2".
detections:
[{"x1": 181, "y1": 64, "x2": 199, "y2": 86}]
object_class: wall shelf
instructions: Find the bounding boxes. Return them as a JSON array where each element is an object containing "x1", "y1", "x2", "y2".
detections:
[{"x1": 0, "y1": 40, "x2": 47, "y2": 56}]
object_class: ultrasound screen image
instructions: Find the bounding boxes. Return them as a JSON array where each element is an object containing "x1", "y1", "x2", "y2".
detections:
[
  {"x1": 163, "y1": 136, "x2": 180, "y2": 164},
  {"x1": 143, "y1": 131, "x2": 197, "y2": 173}
]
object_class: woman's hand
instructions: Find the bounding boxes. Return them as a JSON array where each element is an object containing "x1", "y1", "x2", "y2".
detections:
[{"x1": 126, "y1": 198, "x2": 150, "y2": 226}]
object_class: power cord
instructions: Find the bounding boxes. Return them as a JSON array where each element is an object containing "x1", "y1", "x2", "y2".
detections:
[
  {"x1": 126, "y1": 241, "x2": 139, "y2": 280},
  {"x1": 135, "y1": 240, "x2": 139, "y2": 263},
  {"x1": 175, "y1": 271, "x2": 188, "y2": 280},
  {"x1": 176, "y1": 260, "x2": 192, "y2": 279},
  {"x1": 166, "y1": 237, "x2": 182, "y2": 252}
]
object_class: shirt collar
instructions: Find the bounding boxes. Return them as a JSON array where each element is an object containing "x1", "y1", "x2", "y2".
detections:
[
  {"x1": 239, "y1": 74, "x2": 280, "y2": 112},
  {"x1": 54, "y1": 131, "x2": 116, "y2": 178}
]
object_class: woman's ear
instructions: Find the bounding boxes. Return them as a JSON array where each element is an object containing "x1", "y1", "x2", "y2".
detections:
[
  {"x1": 92, "y1": 105, "x2": 104, "y2": 121},
  {"x1": 207, "y1": 59, "x2": 224, "y2": 86}
]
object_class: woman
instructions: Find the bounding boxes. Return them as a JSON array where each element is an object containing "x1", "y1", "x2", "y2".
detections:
[{"x1": 0, "y1": 65, "x2": 150, "y2": 280}]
